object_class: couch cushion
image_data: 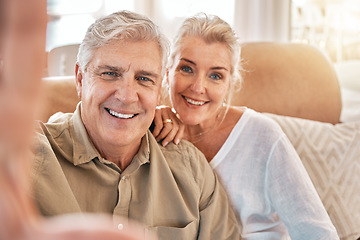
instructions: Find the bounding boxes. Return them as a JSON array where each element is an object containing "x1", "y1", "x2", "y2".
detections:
[
  {"x1": 264, "y1": 113, "x2": 360, "y2": 240},
  {"x1": 231, "y1": 42, "x2": 342, "y2": 124}
]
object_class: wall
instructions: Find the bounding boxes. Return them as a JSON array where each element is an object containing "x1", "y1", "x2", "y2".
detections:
[{"x1": 233, "y1": 0, "x2": 291, "y2": 43}]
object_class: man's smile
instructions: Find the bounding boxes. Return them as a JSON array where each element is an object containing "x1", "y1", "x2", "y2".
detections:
[{"x1": 105, "y1": 107, "x2": 138, "y2": 119}]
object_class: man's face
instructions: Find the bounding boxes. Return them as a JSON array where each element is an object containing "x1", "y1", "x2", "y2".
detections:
[{"x1": 75, "y1": 40, "x2": 162, "y2": 157}]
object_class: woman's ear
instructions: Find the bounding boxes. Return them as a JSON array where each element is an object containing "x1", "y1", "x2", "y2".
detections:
[{"x1": 75, "y1": 64, "x2": 83, "y2": 98}]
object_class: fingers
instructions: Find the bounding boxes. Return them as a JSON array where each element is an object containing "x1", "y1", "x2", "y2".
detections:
[
  {"x1": 152, "y1": 106, "x2": 185, "y2": 146},
  {"x1": 1, "y1": 0, "x2": 47, "y2": 147},
  {"x1": 174, "y1": 123, "x2": 185, "y2": 145},
  {"x1": 157, "y1": 119, "x2": 179, "y2": 147},
  {"x1": 0, "y1": 1, "x2": 47, "y2": 239}
]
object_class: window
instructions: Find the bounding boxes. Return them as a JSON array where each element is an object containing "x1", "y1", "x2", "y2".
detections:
[
  {"x1": 46, "y1": 0, "x2": 235, "y2": 50},
  {"x1": 47, "y1": 0, "x2": 360, "y2": 62},
  {"x1": 154, "y1": 0, "x2": 235, "y2": 40},
  {"x1": 291, "y1": 0, "x2": 360, "y2": 62},
  {"x1": 46, "y1": 0, "x2": 135, "y2": 51}
]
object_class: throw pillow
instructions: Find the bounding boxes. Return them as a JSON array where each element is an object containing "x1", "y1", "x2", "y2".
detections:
[{"x1": 264, "y1": 113, "x2": 360, "y2": 240}]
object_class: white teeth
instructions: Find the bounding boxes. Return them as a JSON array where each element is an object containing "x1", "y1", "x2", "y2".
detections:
[
  {"x1": 185, "y1": 97, "x2": 205, "y2": 106},
  {"x1": 109, "y1": 109, "x2": 135, "y2": 119}
]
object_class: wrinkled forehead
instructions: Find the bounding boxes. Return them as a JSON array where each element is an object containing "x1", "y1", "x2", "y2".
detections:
[{"x1": 88, "y1": 40, "x2": 163, "y2": 74}]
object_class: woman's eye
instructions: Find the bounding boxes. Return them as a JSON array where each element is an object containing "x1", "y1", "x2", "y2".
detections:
[
  {"x1": 210, "y1": 73, "x2": 222, "y2": 80},
  {"x1": 180, "y1": 66, "x2": 193, "y2": 73}
]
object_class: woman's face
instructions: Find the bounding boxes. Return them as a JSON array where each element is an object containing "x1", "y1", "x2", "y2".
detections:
[{"x1": 167, "y1": 36, "x2": 232, "y2": 127}]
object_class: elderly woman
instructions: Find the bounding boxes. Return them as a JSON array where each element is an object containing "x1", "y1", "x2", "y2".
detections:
[{"x1": 153, "y1": 13, "x2": 339, "y2": 240}]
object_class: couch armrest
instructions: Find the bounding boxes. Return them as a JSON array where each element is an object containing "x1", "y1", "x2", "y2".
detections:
[{"x1": 37, "y1": 76, "x2": 79, "y2": 122}]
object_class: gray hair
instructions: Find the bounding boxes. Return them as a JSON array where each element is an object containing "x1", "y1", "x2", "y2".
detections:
[
  {"x1": 168, "y1": 13, "x2": 242, "y2": 103},
  {"x1": 77, "y1": 10, "x2": 170, "y2": 76}
]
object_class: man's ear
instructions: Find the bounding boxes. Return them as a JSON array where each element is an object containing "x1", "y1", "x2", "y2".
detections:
[{"x1": 75, "y1": 64, "x2": 83, "y2": 98}]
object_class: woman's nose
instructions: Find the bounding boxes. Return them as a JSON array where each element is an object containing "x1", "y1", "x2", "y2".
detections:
[{"x1": 190, "y1": 75, "x2": 206, "y2": 94}]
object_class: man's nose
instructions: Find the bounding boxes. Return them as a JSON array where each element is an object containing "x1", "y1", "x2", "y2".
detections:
[{"x1": 114, "y1": 78, "x2": 138, "y2": 103}]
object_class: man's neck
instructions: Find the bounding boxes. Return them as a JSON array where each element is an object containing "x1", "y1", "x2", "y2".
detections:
[{"x1": 94, "y1": 138, "x2": 142, "y2": 171}]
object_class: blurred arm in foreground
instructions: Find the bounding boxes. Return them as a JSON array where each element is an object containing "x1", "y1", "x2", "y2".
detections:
[{"x1": 0, "y1": 1, "x2": 153, "y2": 239}]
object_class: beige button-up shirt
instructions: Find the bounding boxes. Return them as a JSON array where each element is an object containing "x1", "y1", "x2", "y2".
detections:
[{"x1": 31, "y1": 106, "x2": 240, "y2": 239}]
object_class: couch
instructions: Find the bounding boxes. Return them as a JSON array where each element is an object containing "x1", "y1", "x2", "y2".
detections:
[{"x1": 39, "y1": 42, "x2": 359, "y2": 239}]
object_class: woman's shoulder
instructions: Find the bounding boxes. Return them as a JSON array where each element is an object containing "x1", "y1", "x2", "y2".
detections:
[
  {"x1": 231, "y1": 106, "x2": 285, "y2": 137},
  {"x1": 226, "y1": 106, "x2": 245, "y2": 124}
]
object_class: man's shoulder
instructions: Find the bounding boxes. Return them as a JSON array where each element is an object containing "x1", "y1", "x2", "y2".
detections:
[
  {"x1": 35, "y1": 112, "x2": 73, "y2": 139},
  {"x1": 32, "y1": 113, "x2": 74, "y2": 162},
  {"x1": 160, "y1": 139, "x2": 204, "y2": 163},
  {"x1": 156, "y1": 139, "x2": 213, "y2": 182},
  {"x1": 161, "y1": 138, "x2": 198, "y2": 151}
]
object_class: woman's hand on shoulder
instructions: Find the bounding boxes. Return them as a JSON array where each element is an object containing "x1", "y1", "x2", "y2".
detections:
[{"x1": 152, "y1": 105, "x2": 185, "y2": 147}]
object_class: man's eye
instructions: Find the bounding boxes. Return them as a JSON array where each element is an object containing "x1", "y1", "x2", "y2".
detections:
[
  {"x1": 209, "y1": 73, "x2": 222, "y2": 80},
  {"x1": 137, "y1": 76, "x2": 155, "y2": 85},
  {"x1": 99, "y1": 72, "x2": 120, "y2": 81},
  {"x1": 138, "y1": 76, "x2": 150, "y2": 81},
  {"x1": 180, "y1": 66, "x2": 193, "y2": 73},
  {"x1": 102, "y1": 72, "x2": 117, "y2": 77}
]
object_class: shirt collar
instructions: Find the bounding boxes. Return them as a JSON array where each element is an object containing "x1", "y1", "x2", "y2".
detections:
[
  {"x1": 122, "y1": 131, "x2": 151, "y2": 174},
  {"x1": 70, "y1": 103, "x2": 101, "y2": 165}
]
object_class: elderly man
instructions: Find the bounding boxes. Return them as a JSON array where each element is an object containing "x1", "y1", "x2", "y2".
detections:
[{"x1": 32, "y1": 10, "x2": 240, "y2": 239}]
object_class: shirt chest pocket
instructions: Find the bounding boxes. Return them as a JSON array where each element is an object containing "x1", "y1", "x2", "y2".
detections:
[{"x1": 147, "y1": 220, "x2": 198, "y2": 240}]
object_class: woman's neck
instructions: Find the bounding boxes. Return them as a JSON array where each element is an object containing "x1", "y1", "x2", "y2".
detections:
[
  {"x1": 183, "y1": 105, "x2": 227, "y2": 144},
  {"x1": 183, "y1": 106, "x2": 245, "y2": 162}
]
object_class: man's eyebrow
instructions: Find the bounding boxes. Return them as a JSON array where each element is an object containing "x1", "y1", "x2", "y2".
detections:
[
  {"x1": 96, "y1": 65, "x2": 124, "y2": 72},
  {"x1": 137, "y1": 70, "x2": 160, "y2": 79}
]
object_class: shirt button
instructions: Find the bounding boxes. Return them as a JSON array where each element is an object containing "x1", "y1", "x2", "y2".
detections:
[
  {"x1": 122, "y1": 176, "x2": 127, "y2": 180},
  {"x1": 118, "y1": 223, "x2": 124, "y2": 230}
]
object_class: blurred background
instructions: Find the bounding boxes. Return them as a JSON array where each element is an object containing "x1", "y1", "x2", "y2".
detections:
[
  {"x1": 44, "y1": 0, "x2": 360, "y2": 123},
  {"x1": 46, "y1": 0, "x2": 360, "y2": 62}
]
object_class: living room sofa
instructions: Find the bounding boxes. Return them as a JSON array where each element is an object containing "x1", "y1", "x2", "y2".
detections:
[{"x1": 39, "y1": 42, "x2": 360, "y2": 240}]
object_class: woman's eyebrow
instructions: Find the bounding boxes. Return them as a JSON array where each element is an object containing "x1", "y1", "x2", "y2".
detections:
[
  {"x1": 180, "y1": 58, "x2": 228, "y2": 71},
  {"x1": 180, "y1": 58, "x2": 196, "y2": 65},
  {"x1": 211, "y1": 66, "x2": 229, "y2": 71}
]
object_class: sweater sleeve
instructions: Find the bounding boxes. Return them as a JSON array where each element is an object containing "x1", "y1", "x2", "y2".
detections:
[{"x1": 265, "y1": 134, "x2": 339, "y2": 240}]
